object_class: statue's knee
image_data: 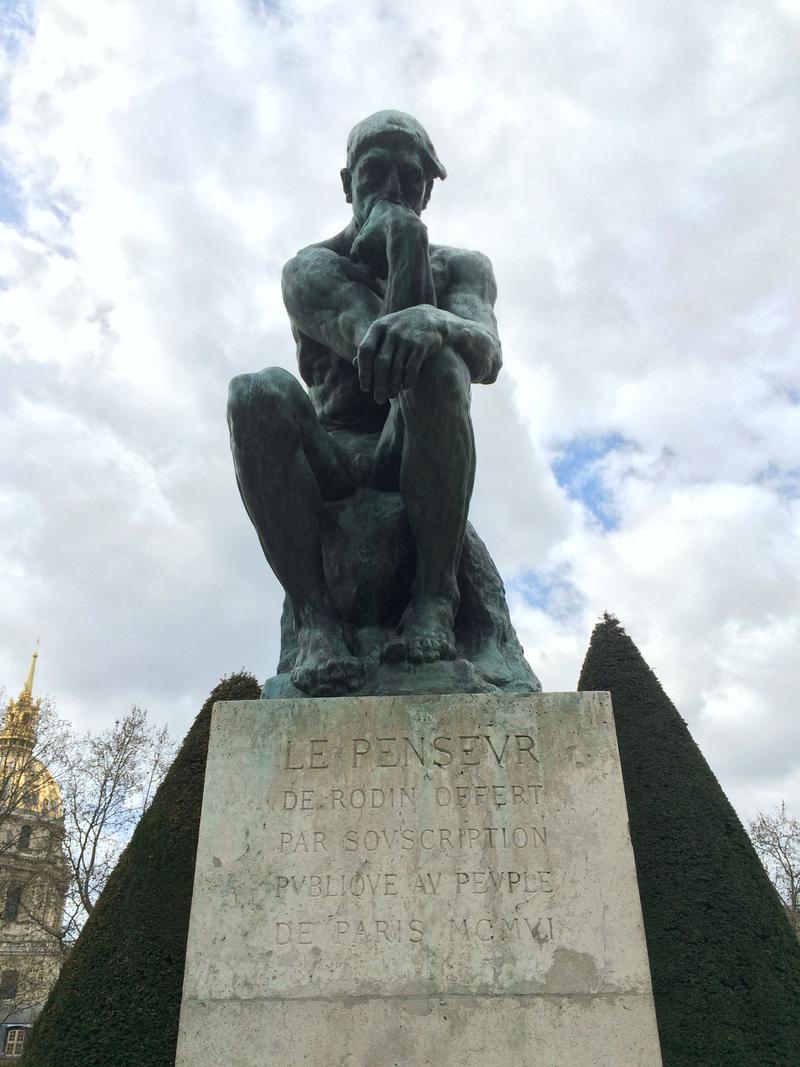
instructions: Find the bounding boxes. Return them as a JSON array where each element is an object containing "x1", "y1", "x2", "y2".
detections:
[
  {"x1": 228, "y1": 367, "x2": 297, "y2": 421},
  {"x1": 228, "y1": 372, "x2": 253, "y2": 415},
  {"x1": 412, "y1": 347, "x2": 470, "y2": 406}
]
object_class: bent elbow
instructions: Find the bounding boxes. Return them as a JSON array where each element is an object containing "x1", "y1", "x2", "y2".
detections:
[
  {"x1": 281, "y1": 255, "x2": 304, "y2": 314},
  {"x1": 482, "y1": 346, "x2": 502, "y2": 385}
]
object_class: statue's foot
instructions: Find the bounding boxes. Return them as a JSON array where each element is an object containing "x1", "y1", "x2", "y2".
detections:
[
  {"x1": 291, "y1": 620, "x2": 364, "y2": 696},
  {"x1": 382, "y1": 597, "x2": 457, "y2": 665}
]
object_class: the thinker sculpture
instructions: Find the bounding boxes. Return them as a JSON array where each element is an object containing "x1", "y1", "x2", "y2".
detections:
[{"x1": 228, "y1": 111, "x2": 539, "y2": 698}]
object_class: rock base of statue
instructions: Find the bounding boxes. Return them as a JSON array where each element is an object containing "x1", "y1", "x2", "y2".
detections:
[
  {"x1": 264, "y1": 489, "x2": 542, "y2": 698},
  {"x1": 175, "y1": 692, "x2": 662, "y2": 1066}
]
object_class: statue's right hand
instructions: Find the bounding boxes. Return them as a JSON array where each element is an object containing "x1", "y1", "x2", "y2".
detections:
[
  {"x1": 350, "y1": 202, "x2": 391, "y2": 278},
  {"x1": 350, "y1": 200, "x2": 425, "y2": 279},
  {"x1": 355, "y1": 306, "x2": 446, "y2": 405}
]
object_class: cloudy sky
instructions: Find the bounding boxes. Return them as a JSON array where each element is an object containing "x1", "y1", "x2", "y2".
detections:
[{"x1": 1, "y1": 0, "x2": 798, "y2": 824}]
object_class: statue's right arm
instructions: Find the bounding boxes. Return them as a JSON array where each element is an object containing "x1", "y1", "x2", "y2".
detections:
[{"x1": 281, "y1": 248, "x2": 382, "y2": 364}]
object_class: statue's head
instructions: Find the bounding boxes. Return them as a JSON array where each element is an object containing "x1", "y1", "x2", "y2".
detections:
[{"x1": 341, "y1": 110, "x2": 446, "y2": 226}]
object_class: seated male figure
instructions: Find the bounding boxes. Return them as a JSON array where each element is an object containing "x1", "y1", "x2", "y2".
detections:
[{"x1": 228, "y1": 111, "x2": 502, "y2": 697}]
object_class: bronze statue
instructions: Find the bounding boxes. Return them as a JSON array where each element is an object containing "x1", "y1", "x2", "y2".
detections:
[{"x1": 228, "y1": 111, "x2": 539, "y2": 698}]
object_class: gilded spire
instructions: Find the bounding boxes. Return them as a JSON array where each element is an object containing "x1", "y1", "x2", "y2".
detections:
[
  {"x1": 1, "y1": 644, "x2": 43, "y2": 751},
  {"x1": 22, "y1": 641, "x2": 39, "y2": 701}
]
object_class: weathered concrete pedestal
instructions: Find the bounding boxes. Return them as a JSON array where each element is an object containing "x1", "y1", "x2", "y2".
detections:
[{"x1": 176, "y1": 692, "x2": 662, "y2": 1066}]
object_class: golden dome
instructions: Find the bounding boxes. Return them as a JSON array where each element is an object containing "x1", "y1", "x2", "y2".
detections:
[
  {"x1": 0, "y1": 646, "x2": 64, "y2": 819},
  {"x1": 0, "y1": 752, "x2": 63, "y2": 819}
]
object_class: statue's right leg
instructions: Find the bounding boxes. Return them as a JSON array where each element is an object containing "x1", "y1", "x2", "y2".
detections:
[{"x1": 227, "y1": 367, "x2": 364, "y2": 696}]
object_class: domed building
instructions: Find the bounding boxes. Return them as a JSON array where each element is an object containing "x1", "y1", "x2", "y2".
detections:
[{"x1": 0, "y1": 650, "x2": 69, "y2": 1061}]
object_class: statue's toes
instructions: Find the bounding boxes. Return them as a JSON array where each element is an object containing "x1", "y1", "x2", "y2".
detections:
[
  {"x1": 342, "y1": 657, "x2": 365, "y2": 692},
  {"x1": 381, "y1": 637, "x2": 408, "y2": 664},
  {"x1": 309, "y1": 656, "x2": 364, "y2": 696},
  {"x1": 439, "y1": 637, "x2": 457, "y2": 661},
  {"x1": 381, "y1": 632, "x2": 455, "y2": 666},
  {"x1": 312, "y1": 663, "x2": 338, "y2": 696},
  {"x1": 406, "y1": 639, "x2": 427, "y2": 664},
  {"x1": 421, "y1": 639, "x2": 441, "y2": 663},
  {"x1": 291, "y1": 664, "x2": 314, "y2": 694}
]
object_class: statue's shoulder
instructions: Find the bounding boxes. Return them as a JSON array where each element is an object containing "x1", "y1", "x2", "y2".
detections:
[
  {"x1": 281, "y1": 230, "x2": 354, "y2": 297},
  {"x1": 431, "y1": 244, "x2": 497, "y2": 303},
  {"x1": 287, "y1": 228, "x2": 353, "y2": 265}
]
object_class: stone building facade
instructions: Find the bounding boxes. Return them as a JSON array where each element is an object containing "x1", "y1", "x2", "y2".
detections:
[{"x1": 0, "y1": 651, "x2": 69, "y2": 1060}]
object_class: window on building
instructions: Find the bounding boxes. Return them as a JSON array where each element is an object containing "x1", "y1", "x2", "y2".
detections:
[
  {"x1": 4, "y1": 1026, "x2": 27, "y2": 1055},
  {"x1": 0, "y1": 970, "x2": 18, "y2": 1000},
  {"x1": 17, "y1": 825, "x2": 31, "y2": 850},
  {"x1": 3, "y1": 886, "x2": 21, "y2": 921}
]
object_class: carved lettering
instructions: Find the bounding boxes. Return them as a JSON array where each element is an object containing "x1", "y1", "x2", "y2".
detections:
[
  {"x1": 279, "y1": 830, "x2": 328, "y2": 853},
  {"x1": 284, "y1": 738, "x2": 330, "y2": 770},
  {"x1": 433, "y1": 735, "x2": 452, "y2": 766},
  {"x1": 275, "y1": 872, "x2": 399, "y2": 899},
  {"x1": 329, "y1": 786, "x2": 417, "y2": 810},
  {"x1": 352, "y1": 738, "x2": 370, "y2": 767},
  {"x1": 339, "y1": 825, "x2": 547, "y2": 852},
  {"x1": 267, "y1": 716, "x2": 566, "y2": 972},
  {"x1": 275, "y1": 920, "x2": 316, "y2": 944},
  {"x1": 284, "y1": 741, "x2": 303, "y2": 770},
  {"x1": 484, "y1": 734, "x2": 510, "y2": 765},
  {"x1": 345, "y1": 733, "x2": 539, "y2": 770},
  {"x1": 448, "y1": 916, "x2": 555, "y2": 942},
  {"x1": 309, "y1": 739, "x2": 329, "y2": 769},
  {"x1": 434, "y1": 783, "x2": 542, "y2": 807},
  {"x1": 334, "y1": 918, "x2": 424, "y2": 943},
  {"x1": 413, "y1": 872, "x2": 443, "y2": 895},
  {"x1": 455, "y1": 869, "x2": 553, "y2": 894},
  {"x1": 341, "y1": 825, "x2": 547, "y2": 852}
]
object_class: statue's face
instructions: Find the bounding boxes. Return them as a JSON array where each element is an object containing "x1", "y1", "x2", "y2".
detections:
[{"x1": 347, "y1": 144, "x2": 428, "y2": 226}]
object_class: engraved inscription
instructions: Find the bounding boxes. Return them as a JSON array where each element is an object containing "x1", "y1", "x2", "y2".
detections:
[
  {"x1": 187, "y1": 692, "x2": 655, "y2": 1009},
  {"x1": 268, "y1": 722, "x2": 556, "y2": 976}
]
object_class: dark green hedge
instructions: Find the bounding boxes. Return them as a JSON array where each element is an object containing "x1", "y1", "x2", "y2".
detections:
[
  {"x1": 579, "y1": 615, "x2": 800, "y2": 1066},
  {"x1": 21, "y1": 671, "x2": 260, "y2": 1067}
]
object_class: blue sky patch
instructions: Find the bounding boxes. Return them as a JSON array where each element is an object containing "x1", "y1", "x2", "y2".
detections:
[
  {"x1": 0, "y1": 161, "x2": 23, "y2": 226},
  {"x1": 507, "y1": 568, "x2": 584, "y2": 621},
  {"x1": 757, "y1": 462, "x2": 800, "y2": 499},
  {"x1": 0, "y1": 0, "x2": 35, "y2": 64},
  {"x1": 551, "y1": 433, "x2": 629, "y2": 530}
]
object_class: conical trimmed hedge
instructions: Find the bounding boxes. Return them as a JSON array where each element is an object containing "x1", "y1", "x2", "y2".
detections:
[
  {"x1": 21, "y1": 671, "x2": 260, "y2": 1067},
  {"x1": 579, "y1": 615, "x2": 800, "y2": 1066}
]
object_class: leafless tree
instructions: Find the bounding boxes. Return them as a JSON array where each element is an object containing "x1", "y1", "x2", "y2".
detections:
[
  {"x1": 0, "y1": 696, "x2": 174, "y2": 1026},
  {"x1": 749, "y1": 801, "x2": 800, "y2": 936},
  {"x1": 55, "y1": 706, "x2": 174, "y2": 943}
]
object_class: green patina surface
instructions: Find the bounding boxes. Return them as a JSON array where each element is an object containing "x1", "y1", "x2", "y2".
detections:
[
  {"x1": 579, "y1": 614, "x2": 800, "y2": 1066},
  {"x1": 20, "y1": 671, "x2": 260, "y2": 1067}
]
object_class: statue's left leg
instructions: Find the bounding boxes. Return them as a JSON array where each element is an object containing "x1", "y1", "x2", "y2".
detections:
[{"x1": 379, "y1": 345, "x2": 474, "y2": 663}]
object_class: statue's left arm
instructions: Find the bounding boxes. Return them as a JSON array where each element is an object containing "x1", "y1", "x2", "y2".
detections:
[{"x1": 435, "y1": 249, "x2": 502, "y2": 385}]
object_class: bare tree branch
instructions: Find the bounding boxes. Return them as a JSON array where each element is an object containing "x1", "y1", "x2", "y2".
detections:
[
  {"x1": 0, "y1": 695, "x2": 175, "y2": 1024},
  {"x1": 749, "y1": 801, "x2": 800, "y2": 936}
]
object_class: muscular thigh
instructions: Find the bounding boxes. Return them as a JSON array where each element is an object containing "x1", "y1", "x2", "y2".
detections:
[{"x1": 252, "y1": 368, "x2": 361, "y2": 501}]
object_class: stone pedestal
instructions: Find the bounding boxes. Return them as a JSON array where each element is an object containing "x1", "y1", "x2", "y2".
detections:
[{"x1": 176, "y1": 692, "x2": 662, "y2": 1066}]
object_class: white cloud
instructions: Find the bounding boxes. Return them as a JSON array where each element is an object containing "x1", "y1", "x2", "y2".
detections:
[{"x1": 1, "y1": 0, "x2": 798, "y2": 825}]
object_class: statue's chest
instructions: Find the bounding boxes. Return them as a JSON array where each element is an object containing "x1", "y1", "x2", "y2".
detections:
[{"x1": 369, "y1": 255, "x2": 451, "y2": 306}]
